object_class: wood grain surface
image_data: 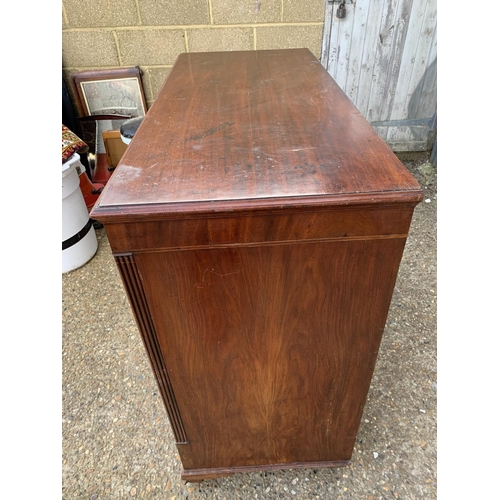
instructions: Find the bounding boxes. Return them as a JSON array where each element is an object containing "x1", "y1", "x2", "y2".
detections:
[
  {"x1": 135, "y1": 237, "x2": 406, "y2": 472},
  {"x1": 91, "y1": 49, "x2": 422, "y2": 220},
  {"x1": 103, "y1": 204, "x2": 414, "y2": 253},
  {"x1": 90, "y1": 49, "x2": 423, "y2": 480}
]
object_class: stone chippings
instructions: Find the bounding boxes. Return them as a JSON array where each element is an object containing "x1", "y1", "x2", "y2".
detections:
[{"x1": 62, "y1": 156, "x2": 436, "y2": 499}]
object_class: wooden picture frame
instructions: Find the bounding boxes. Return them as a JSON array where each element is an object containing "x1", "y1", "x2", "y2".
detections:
[{"x1": 71, "y1": 67, "x2": 147, "y2": 118}]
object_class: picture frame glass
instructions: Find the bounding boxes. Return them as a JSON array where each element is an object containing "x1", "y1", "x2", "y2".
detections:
[{"x1": 80, "y1": 77, "x2": 146, "y2": 117}]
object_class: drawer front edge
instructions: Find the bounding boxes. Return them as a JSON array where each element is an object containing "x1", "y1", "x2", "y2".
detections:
[{"x1": 105, "y1": 205, "x2": 416, "y2": 253}]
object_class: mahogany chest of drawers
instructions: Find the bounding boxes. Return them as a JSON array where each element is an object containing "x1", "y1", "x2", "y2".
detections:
[{"x1": 91, "y1": 49, "x2": 423, "y2": 481}]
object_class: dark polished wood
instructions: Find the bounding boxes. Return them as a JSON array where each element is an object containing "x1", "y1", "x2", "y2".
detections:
[
  {"x1": 180, "y1": 460, "x2": 350, "y2": 483},
  {"x1": 91, "y1": 49, "x2": 422, "y2": 481},
  {"x1": 93, "y1": 49, "x2": 421, "y2": 218},
  {"x1": 114, "y1": 254, "x2": 188, "y2": 444}
]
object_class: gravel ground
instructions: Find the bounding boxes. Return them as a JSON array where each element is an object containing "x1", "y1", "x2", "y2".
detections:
[{"x1": 62, "y1": 155, "x2": 437, "y2": 499}]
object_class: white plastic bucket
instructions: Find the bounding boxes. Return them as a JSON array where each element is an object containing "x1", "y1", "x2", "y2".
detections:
[{"x1": 62, "y1": 153, "x2": 98, "y2": 273}]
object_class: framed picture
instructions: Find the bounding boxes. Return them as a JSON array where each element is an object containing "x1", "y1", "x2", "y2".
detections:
[{"x1": 71, "y1": 67, "x2": 147, "y2": 118}]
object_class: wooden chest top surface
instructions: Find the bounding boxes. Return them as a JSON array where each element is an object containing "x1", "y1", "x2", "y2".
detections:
[{"x1": 92, "y1": 49, "x2": 421, "y2": 219}]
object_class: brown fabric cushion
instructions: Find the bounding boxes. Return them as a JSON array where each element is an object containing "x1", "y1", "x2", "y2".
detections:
[{"x1": 62, "y1": 124, "x2": 88, "y2": 164}]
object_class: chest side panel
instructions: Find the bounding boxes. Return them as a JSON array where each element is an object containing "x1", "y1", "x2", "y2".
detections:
[{"x1": 133, "y1": 236, "x2": 406, "y2": 470}]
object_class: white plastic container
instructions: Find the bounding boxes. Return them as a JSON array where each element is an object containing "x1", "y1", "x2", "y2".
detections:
[{"x1": 62, "y1": 153, "x2": 98, "y2": 273}]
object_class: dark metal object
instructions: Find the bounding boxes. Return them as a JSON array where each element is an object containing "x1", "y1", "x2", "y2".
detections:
[
  {"x1": 336, "y1": 1, "x2": 346, "y2": 18},
  {"x1": 120, "y1": 117, "x2": 144, "y2": 141}
]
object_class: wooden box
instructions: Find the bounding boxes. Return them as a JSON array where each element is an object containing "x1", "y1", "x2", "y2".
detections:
[{"x1": 90, "y1": 49, "x2": 423, "y2": 481}]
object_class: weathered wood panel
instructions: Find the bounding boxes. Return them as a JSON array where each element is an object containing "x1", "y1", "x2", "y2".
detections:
[{"x1": 321, "y1": 0, "x2": 437, "y2": 152}]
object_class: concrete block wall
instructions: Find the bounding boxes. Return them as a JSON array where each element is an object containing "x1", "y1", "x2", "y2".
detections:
[{"x1": 62, "y1": 0, "x2": 326, "y2": 110}]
